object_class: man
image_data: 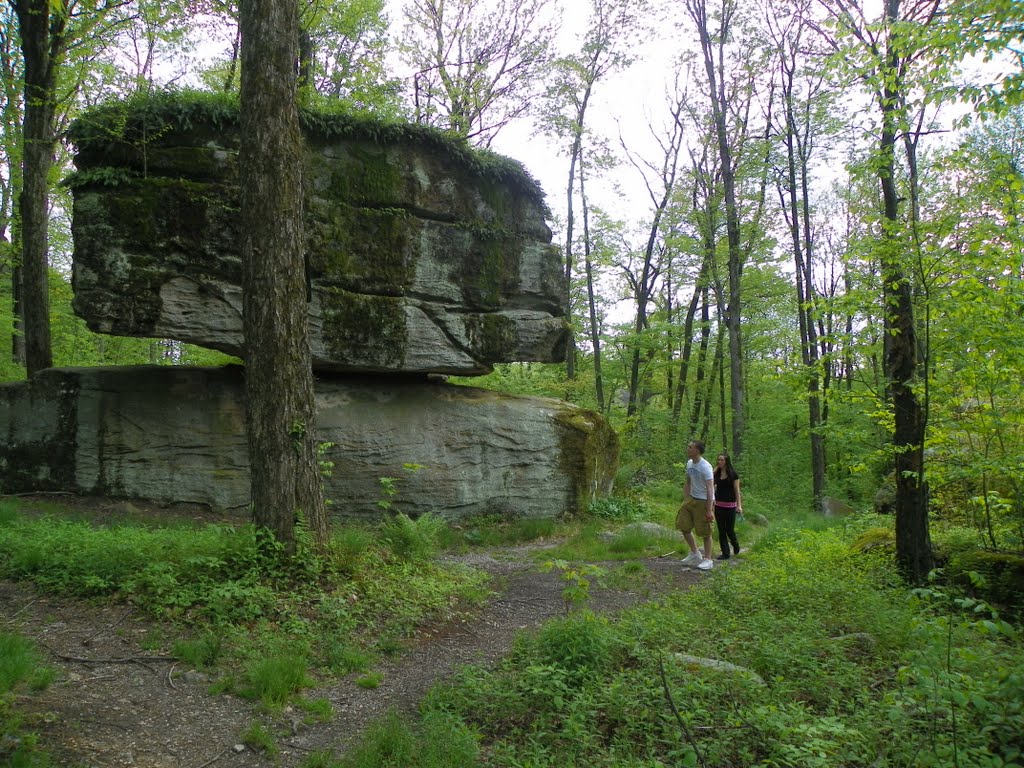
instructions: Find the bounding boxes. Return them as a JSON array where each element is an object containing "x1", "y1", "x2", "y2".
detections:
[{"x1": 678, "y1": 440, "x2": 715, "y2": 570}]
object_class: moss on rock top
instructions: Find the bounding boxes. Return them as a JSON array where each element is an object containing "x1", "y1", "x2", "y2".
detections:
[{"x1": 67, "y1": 89, "x2": 547, "y2": 211}]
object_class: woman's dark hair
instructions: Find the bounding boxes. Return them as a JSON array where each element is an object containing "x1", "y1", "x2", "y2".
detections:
[{"x1": 716, "y1": 453, "x2": 739, "y2": 480}]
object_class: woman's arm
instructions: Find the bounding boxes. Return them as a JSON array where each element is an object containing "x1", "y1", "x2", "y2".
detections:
[{"x1": 734, "y1": 478, "x2": 742, "y2": 511}]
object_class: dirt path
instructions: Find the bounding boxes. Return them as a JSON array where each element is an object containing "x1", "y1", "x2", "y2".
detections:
[{"x1": 2, "y1": 537, "x2": 708, "y2": 767}]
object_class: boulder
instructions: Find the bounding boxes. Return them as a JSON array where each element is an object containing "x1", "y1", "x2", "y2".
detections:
[
  {"x1": 67, "y1": 99, "x2": 567, "y2": 375},
  {"x1": 0, "y1": 366, "x2": 619, "y2": 519}
]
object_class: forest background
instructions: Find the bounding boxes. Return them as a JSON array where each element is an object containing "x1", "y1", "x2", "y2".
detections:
[
  {"x1": 1, "y1": 0, "x2": 1023, "y2": 582},
  {"x1": 2, "y1": 0, "x2": 1024, "y2": 764}
]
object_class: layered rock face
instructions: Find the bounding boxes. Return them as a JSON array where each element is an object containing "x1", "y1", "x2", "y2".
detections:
[
  {"x1": 70, "y1": 111, "x2": 566, "y2": 375},
  {"x1": 0, "y1": 367, "x2": 618, "y2": 518},
  {"x1": 21, "y1": 99, "x2": 620, "y2": 519}
]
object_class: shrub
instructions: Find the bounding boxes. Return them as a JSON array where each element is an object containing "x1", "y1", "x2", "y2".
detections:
[
  {"x1": 379, "y1": 513, "x2": 446, "y2": 561},
  {"x1": 588, "y1": 494, "x2": 651, "y2": 521},
  {"x1": 240, "y1": 652, "x2": 312, "y2": 709}
]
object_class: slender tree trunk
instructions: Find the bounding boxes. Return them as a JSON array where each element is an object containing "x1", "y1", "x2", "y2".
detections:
[
  {"x1": 579, "y1": 154, "x2": 605, "y2": 412},
  {"x1": 671, "y1": 272, "x2": 703, "y2": 429},
  {"x1": 687, "y1": 284, "x2": 711, "y2": 439},
  {"x1": 240, "y1": 0, "x2": 328, "y2": 555},
  {"x1": 690, "y1": 0, "x2": 745, "y2": 457},
  {"x1": 563, "y1": 83, "x2": 593, "y2": 382},
  {"x1": 879, "y1": 0, "x2": 931, "y2": 582},
  {"x1": 224, "y1": 24, "x2": 241, "y2": 92},
  {"x1": 712, "y1": 326, "x2": 725, "y2": 446},
  {"x1": 11, "y1": 262, "x2": 24, "y2": 364},
  {"x1": 779, "y1": 82, "x2": 826, "y2": 509},
  {"x1": 627, "y1": 216, "x2": 662, "y2": 417}
]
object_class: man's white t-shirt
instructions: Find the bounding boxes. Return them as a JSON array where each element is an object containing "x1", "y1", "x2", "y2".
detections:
[{"x1": 686, "y1": 457, "x2": 714, "y2": 500}]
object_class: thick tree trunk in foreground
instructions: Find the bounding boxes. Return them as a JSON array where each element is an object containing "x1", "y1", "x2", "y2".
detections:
[
  {"x1": 14, "y1": 0, "x2": 61, "y2": 376},
  {"x1": 239, "y1": 0, "x2": 328, "y2": 554}
]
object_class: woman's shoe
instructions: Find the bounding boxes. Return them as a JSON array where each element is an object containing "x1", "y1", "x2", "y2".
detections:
[{"x1": 717, "y1": 554, "x2": 730, "y2": 560}]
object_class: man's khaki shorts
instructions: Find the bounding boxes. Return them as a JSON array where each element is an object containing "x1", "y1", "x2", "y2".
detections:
[{"x1": 676, "y1": 497, "x2": 713, "y2": 538}]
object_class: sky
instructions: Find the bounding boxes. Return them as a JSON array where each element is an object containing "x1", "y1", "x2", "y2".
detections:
[{"x1": 385, "y1": 0, "x2": 684, "y2": 232}]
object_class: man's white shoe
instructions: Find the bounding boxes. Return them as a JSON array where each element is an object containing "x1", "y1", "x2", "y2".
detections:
[
  {"x1": 680, "y1": 552, "x2": 702, "y2": 566},
  {"x1": 697, "y1": 558, "x2": 714, "y2": 571}
]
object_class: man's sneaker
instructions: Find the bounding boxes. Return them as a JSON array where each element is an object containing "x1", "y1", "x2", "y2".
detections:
[
  {"x1": 680, "y1": 552, "x2": 702, "y2": 566},
  {"x1": 697, "y1": 558, "x2": 714, "y2": 571}
]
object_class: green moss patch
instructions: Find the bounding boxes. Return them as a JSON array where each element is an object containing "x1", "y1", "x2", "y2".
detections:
[
  {"x1": 459, "y1": 229, "x2": 520, "y2": 310},
  {"x1": 308, "y1": 205, "x2": 413, "y2": 294},
  {"x1": 463, "y1": 314, "x2": 517, "y2": 361},
  {"x1": 68, "y1": 89, "x2": 546, "y2": 210},
  {"x1": 321, "y1": 289, "x2": 406, "y2": 366},
  {"x1": 553, "y1": 407, "x2": 620, "y2": 517}
]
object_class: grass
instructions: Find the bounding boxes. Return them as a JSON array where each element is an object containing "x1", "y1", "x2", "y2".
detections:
[
  {"x1": 4, "y1": 493, "x2": 1019, "y2": 767},
  {"x1": 241, "y1": 720, "x2": 279, "y2": 756},
  {"x1": 439, "y1": 514, "x2": 560, "y2": 550},
  {"x1": 353, "y1": 514, "x2": 1024, "y2": 768},
  {"x1": 0, "y1": 498, "x2": 492, "y2": 711},
  {"x1": 0, "y1": 631, "x2": 56, "y2": 767}
]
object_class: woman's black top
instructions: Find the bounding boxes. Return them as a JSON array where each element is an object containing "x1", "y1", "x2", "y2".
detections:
[{"x1": 714, "y1": 472, "x2": 739, "y2": 504}]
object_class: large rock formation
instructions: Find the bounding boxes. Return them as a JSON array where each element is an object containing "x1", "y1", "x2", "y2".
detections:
[
  {"x1": 18, "y1": 97, "x2": 620, "y2": 519},
  {"x1": 68, "y1": 99, "x2": 567, "y2": 375},
  {"x1": 0, "y1": 367, "x2": 618, "y2": 519}
]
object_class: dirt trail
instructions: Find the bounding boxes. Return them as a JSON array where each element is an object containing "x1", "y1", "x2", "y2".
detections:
[{"x1": 2, "y1": 505, "x2": 709, "y2": 767}]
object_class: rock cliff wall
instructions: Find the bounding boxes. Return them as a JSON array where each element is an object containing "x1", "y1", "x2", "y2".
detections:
[
  {"x1": 0, "y1": 367, "x2": 618, "y2": 519},
  {"x1": 69, "y1": 103, "x2": 567, "y2": 375}
]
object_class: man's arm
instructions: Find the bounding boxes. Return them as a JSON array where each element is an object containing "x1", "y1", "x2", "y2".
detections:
[{"x1": 704, "y1": 477, "x2": 715, "y2": 519}]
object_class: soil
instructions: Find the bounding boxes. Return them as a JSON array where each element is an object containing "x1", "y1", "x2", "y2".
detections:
[{"x1": 1, "y1": 495, "x2": 720, "y2": 767}]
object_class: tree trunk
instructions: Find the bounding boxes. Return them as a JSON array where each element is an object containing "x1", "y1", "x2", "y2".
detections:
[
  {"x1": 626, "y1": 217, "x2": 661, "y2": 417},
  {"x1": 563, "y1": 83, "x2": 594, "y2": 382},
  {"x1": 14, "y1": 0, "x2": 62, "y2": 377},
  {"x1": 671, "y1": 273, "x2": 703, "y2": 430},
  {"x1": 688, "y1": 284, "x2": 712, "y2": 439},
  {"x1": 579, "y1": 154, "x2": 605, "y2": 412},
  {"x1": 240, "y1": 0, "x2": 328, "y2": 555},
  {"x1": 879, "y1": 0, "x2": 931, "y2": 582},
  {"x1": 779, "y1": 85, "x2": 826, "y2": 510},
  {"x1": 690, "y1": 0, "x2": 745, "y2": 458}
]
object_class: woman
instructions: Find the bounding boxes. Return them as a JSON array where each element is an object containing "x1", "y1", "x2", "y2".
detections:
[{"x1": 713, "y1": 453, "x2": 742, "y2": 559}]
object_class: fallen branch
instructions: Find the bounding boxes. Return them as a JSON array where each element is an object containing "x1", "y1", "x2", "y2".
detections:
[
  {"x1": 659, "y1": 653, "x2": 708, "y2": 768},
  {"x1": 5, "y1": 598, "x2": 37, "y2": 621},
  {"x1": 82, "y1": 607, "x2": 134, "y2": 646},
  {"x1": 49, "y1": 649, "x2": 175, "y2": 665},
  {"x1": 194, "y1": 747, "x2": 230, "y2": 768}
]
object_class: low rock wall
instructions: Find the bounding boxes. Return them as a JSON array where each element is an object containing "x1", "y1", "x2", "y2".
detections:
[{"x1": 0, "y1": 366, "x2": 618, "y2": 519}]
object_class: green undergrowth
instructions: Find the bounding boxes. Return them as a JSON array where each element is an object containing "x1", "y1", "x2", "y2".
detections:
[
  {"x1": 337, "y1": 515, "x2": 1023, "y2": 768},
  {"x1": 0, "y1": 631, "x2": 56, "y2": 766},
  {"x1": 534, "y1": 483, "x2": 771, "y2": 565},
  {"x1": 0, "y1": 501, "x2": 490, "y2": 711}
]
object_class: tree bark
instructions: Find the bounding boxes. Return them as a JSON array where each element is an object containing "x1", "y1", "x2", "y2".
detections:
[
  {"x1": 689, "y1": 0, "x2": 745, "y2": 458},
  {"x1": 240, "y1": 0, "x2": 328, "y2": 555},
  {"x1": 579, "y1": 154, "x2": 605, "y2": 412},
  {"x1": 879, "y1": 0, "x2": 931, "y2": 583},
  {"x1": 13, "y1": 0, "x2": 63, "y2": 376},
  {"x1": 778, "y1": 75, "x2": 826, "y2": 510}
]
